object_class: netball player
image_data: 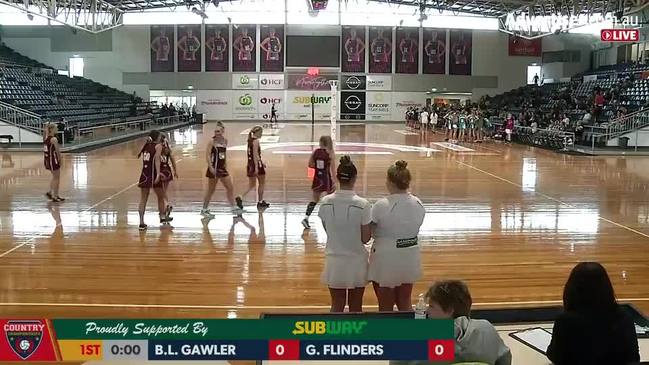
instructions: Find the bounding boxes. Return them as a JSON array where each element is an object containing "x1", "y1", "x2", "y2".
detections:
[
  {"x1": 234, "y1": 27, "x2": 254, "y2": 62},
  {"x1": 370, "y1": 28, "x2": 391, "y2": 68},
  {"x1": 137, "y1": 130, "x2": 169, "y2": 230},
  {"x1": 368, "y1": 160, "x2": 425, "y2": 311},
  {"x1": 178, "y1": 28, "x2": 201, "y2": 62},
  {"x1": 159, "y1": 134, "x2": 178, "y2": 221},
  {"x1": 344, "y1": 29, "x2": 365, "y2": 65},
  {"x1": 236, "y1": 126, "x2": 269, "y2": 211},
  {"x1": 302, "y1": 136, "x2": 335, "y2": 230},
  {"x1": 399, "y1": 32, "x2": 417, "y2": 64},
  {"x1": 151, "y1": 28, "x2": 170, "y2": 62},
  {"x1": 318, "y1": 155, "x2": 372, "y2": 312},
  {"x1": 452, "y1": 32, "x2": 468, "y2": 65},
  {"x1": 458, "y1": 110, "x2": 467, "y2": 143},
  {"x1": 206, "y1": 29, "x2": 227, "y2": 62},
  {"x1": 201, "y1": 122, "x2": 243, "y2": 219},
  {"x1": 424, "y1": 30, "x2": 446, "y2": 65},
  {"x1": 260, "y1": 28, "x2": 282, "y2": 62},
  {"x1": 43, "y1": 123, "x2": 64, "y2": 202}
]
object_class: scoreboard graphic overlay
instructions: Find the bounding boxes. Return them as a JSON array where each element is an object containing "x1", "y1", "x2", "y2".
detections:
[{"x1": 0, "y1": 319, "x2": 454, "y2": 361}]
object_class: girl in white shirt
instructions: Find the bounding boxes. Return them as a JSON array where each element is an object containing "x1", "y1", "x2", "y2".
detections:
[
  {"x1": 369, "y1": 160, "x2": 425, "y2": 311},
  {"x1": 318, "y1": 155, "x2": 372, "y2": 312}
]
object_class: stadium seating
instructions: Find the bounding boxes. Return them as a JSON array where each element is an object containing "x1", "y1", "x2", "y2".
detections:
[{"x1": 0, "y1": 44, "x2": 160, "y2": 127}]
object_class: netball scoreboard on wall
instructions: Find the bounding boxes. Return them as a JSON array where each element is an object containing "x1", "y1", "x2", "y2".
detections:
[{"x1": 0, "y1": 318, "x2": 454, "y2": 361}]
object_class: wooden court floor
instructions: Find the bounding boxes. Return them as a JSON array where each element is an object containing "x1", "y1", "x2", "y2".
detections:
[{"x1": 2, "y1": 121, "x2": 649, "y2": 319}]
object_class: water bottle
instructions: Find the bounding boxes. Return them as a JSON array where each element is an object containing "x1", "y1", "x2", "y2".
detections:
[{"x1": 414, "y1": 293, "x2": 427, "y2": 319}]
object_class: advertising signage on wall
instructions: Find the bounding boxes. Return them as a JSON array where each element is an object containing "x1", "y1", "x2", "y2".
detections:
[
  {"x1": 341, "y1": 75, "x2": 366, "y2": 90},
  {"x1": 232, "y1": 25, "x2": 257, "y2": 72},
  {"x1": 260, "y1": 25, "x2": 284, "y2": 72},
  {"x1": 287, "y1": 74, "x2": 337, "y2": 90},
  {"x1": 258, "y1": 90, "x2": 284, "y2": 120},
  {"x1": 232, "y1": 90, "x2": 258, "y2": 119},
  {"x1": 150, "y1": 25, "x2": 174, "y2": 72},
  {"x1": 232, "y1": 74, "x2": 259, "y2": 89},
  {"x1": 177, "y1": 24, "x2": 202, "y2": 72},
  {"x1": 286, "y1": 90, "x2": 332, "y2": 120},
  {"x1": 366, "y1": 75, "x2": 391, "y2": 91},
  {"x1": 205, "y1": 24, "x2": 229, "y2": 72},
  {"x1": 196, "y1": 90, "x2": 232, "y2": 120},
  {"x1": 259, "y1": 74, "x2": 285, "y2": 89},
  {"x1": 508, "y1": 35, "x2": 542, "y2": 57},
  {"x1": 366, "y1": 92, "x2": 391, "y2": 118},
  {"x1": 340, "y1": 91, "x2": 366, "y2": 120}
]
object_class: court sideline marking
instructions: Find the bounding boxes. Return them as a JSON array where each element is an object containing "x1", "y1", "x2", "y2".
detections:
[
  {"x1": 0, "y1": 155, "x2": 185, "y2": 259},
  {"x1": 456, "y1": 160, "x2": 649, "y2": 239},
  {"x1": 3, "y1": 297, "x2": 649, "y2": 310}
]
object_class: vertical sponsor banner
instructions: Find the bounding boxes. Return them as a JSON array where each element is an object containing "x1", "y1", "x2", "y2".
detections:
[
  {"x1": 205, "y1": 24, "x2": 229, "y2": 72},
  {"x1": 341, "y1": 75, "x2": 366, "y2": 91},
  {"x1": 396, "y1": 27, "x2": 419, "y2": 74},
  {"x1": 369, "y1": 26, "x2": 393, "y2": 74},
  {"x1": 423, "y1": 29, "x2": 446, "y2": 74},
  {"x1": 366, "y1": 75, "x2": 392, "y2": 90},
  {"x1": 0, "y1": 319, "x2": 58, "y2": 361},
  {"x1": 286, "y1": 91, "x2": 332, "y2": 120},
  {"x1": 341, "y1": 26, "x2": 366, "y2": 73},
  {"x1": 258, "y1": 91, "x2": 284, "y2": 120},
  {"x1": 177, "y1": 24, "x2": 202, "y2": 72},
  {"x1": 340, "y1": 91, "x2": 366, "y2": 120},
  {"x1": 259, "y1": 74, "x2": 285, "y2": 89},
  {"x1": 150, "y1": 25, "x2": 174, "y2": 72},
  {"x1": 196, "y1": 90, "x2": 232, "y2": 120},
  {"x1": 232, "y1": 25, "x2": 256, "y2": 72},
  {"x1": 508, "y1": 36, "x2": 542, "y2": 57},
  {"x1": 260, "y1": 25, "x2": 284, "y2": 72},
  {"x1": 449, "y1": 30, "x2": 472, "y2": 75},
  {"x1": 366, "y1": 91, "x2": 392, "y2": 121},
  {"x1": 232, "y1": 90, "x2": 259, "y2": 119}
]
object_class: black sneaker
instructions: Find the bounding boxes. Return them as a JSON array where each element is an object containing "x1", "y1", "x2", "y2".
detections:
[
  {"x1": 235, "y1": 196, "x2": 244, "y2": 210},
  {"x1": 165, "y1": 205, "x2": 173, "y2": 219},
  {"x1": 45, "y1": 192, "x2": 53, "y2": 201},
  {"x1": 139, "y1": 224, "x2": 148, "y2": 231},
  {"x1": 259, "y1": 200, "x2": 270, "y2": 208},
  {"x1": 302, "y1": 218, "x2": 310, "y2": 230},
  {"x1": 160, "y1": 216, "x2": 174, "y2": 224}
]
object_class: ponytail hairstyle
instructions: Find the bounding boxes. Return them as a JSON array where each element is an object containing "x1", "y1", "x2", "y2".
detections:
[
  {"x1": 319, "y1": 135, "x2": 333, "y2": 153},
  {"x1": 387, "y1": 160, "x2": 411, "y2": 190},
  {"x1": 44, "y1": 122, "x2": 57, "y2": 137},
  {"x1": 249, "y1": 125, "x2": 263, "y2": 141},
  {"x1": 336, "y1": 155, "x2": 357, "y2": 185}
]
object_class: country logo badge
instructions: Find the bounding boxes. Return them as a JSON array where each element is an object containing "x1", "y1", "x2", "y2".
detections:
[{"x1": 3, "y1": 320, "x2": 45, "y2": 360}]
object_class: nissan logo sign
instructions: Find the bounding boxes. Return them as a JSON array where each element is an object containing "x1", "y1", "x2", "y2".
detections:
[
  {"x1": 346, "y1": 76, "x2": 362, "y2": 90},
  {"x1": 344, "y1": 95, "x2": 362, "y2": 111}
]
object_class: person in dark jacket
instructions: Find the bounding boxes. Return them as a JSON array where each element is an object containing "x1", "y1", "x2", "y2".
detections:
[{"x1": 547, "y1": 262, "x2": 640, "y2": 365}]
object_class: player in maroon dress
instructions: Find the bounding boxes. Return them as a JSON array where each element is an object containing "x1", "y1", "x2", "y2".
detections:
[
  {"x1": 302, "y1": 135, "x2": 335, "y2": 229},
  {"x1": 236, "y1": 126, "x2": 269, "y2": 211},
  {"x1": 137, "y1": 130, "x2": 169, "y2": 230},
  {"x1": 159, "y1": 134, "x2": 178, "y2": 222},
  {"x1": 201, "y1": 122, "x2": 243, "y2": 219},
  {"x1": 43, "y1": 123, "x2": 64, "y2": 202}
]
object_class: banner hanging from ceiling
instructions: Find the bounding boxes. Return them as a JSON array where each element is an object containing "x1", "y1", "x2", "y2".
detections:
[
  {"x1": 396, "y1": 27, "x2": 418, "y2": 74},
  {"x1": 449, "y1": 30, "x2": 472, "y2": 75},
  {"x1": 423, "y1": 28, "x2": 446, "y2": 75},
  {"x1": 205, "y1": 24, "x2": 229, "y2": 72},
  {"x1": 369, "y1": 26, "x2": 393, "y2": 74},
  {"x1": 150, "y1": 25, "x2": 174, "y2": 72},
  {"x1": 233, "y1": 25, "x2": 256, "y2": 72},
  {"x1": 508, "y1": 35, "x2": 542, "y2": 57},
  {"x1": 177, "y1": 24, "x2": 201, "y2": 72},
  {"x1": 341, "y1": 26, "x2": 366, "y2": 73},
  {"x1": 260, "y1": 25, "x2": 284, "y2": 72}
]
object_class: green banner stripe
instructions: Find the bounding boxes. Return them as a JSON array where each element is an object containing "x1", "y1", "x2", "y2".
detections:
[{"x1": 52, "y1": 319, "x2": 453, "y2": 340}]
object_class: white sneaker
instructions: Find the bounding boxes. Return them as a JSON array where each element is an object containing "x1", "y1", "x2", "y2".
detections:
[{"x1": 200, "y1": 209, "x2": 215, "y2": 219}]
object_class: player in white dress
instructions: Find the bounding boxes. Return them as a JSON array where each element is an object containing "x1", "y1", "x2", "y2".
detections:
[
  {"x1": 318, "y1": 155, "x2": 372, "y2": 312},
  {"x1": 368, "y1": 160, "x2": 425, "y2": 311}
]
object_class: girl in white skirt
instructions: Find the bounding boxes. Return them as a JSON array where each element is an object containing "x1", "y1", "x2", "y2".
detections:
[
  {"x1": 369, "y1": 160, "x2": 425, "y2": 311},
  {"x1": 318, "y1": 155, "x2": 372, "y2": 312}
]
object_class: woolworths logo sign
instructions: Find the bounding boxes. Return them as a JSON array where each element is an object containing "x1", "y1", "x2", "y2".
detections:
[
  {"x1": 240, "y1": 75, "x2": 250, "y2": 85},
  {"x1": 239, "y1": 94, "x2": 253, "y2": 106}
]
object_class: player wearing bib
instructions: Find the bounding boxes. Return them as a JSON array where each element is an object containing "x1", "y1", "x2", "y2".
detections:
[
  {"x1": 206, "y1": 30, "x2": 227, "y2": 61},
  {"x1": 458, "y1": 112, "x2": 467, "y2": 143},
  {"x1": 344, "y1": 29, "x2": 365, "y2": 64},
  {"x1": 452, "y1": 33, "x2": 468, "y2": 65},
  {"x1": 399, "y1": 33, "x2": 417, "y2": 63},
  {"x1": 234, "y1": 28, "x2": 254, "y2": 62},
  {"x1": 159, "y1": 134, "x2": 178, "y2": 222},
  {"x1": 43, "y1": 123, "x2": 64, "y2": 202},
  {"x1": 371, "y1": 29, "x2": 391, "y2": 67},
  {"x1": 318, "y1": 155, "x2": 372, "y2": 312},
  {"x1": 424, "y1": 30, "x2": 446, "y2": 65},
  {"x1": 201, "y1": 122, "x2": 242, "y2": 219},
  {"x1": 151, "y1": 29, "x2": 170, "y2": 62},
  {"x1": 236, "y1": 126, "x2": 269, "y2": 211},
  {"x1": 369, "y1": 160, "x2": 425, "y2": 311},
  {"x1": 137, "y1": 130, "x2": 169, "y2": 230},
  {"x1": 261, "y1": 28, "x2": 282, "y2": 62},
  {"x1": 178, "y1": 29, "x2": 200, "y2": 61},
  {"x1": 302, "y1": 136, "x2": 335, "y2": 230}
]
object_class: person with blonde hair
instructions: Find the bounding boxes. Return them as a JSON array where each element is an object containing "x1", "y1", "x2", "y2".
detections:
[
  {"x1": 236, "y1": 126, "x2": 269, "y2": 211},
  {"x1": 318, "y1": 155, "x2": 371, "y2": 312},
  {"x1": 302, "y1": 135, "x2": 335, "y2": 230},
  {"x1": 368, "y1": 160, "x2": 425, "y2": 311},
  {"x1": 43, "y1": 123, "x2": 64, "y2": 202}
]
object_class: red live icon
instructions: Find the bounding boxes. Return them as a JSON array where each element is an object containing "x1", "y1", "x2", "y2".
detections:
[{"x1": 601, "y1": 29, "x2": 639, "y2": 42}]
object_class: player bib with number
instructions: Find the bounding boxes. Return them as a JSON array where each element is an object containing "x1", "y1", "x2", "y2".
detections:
[{"x1": 316, "y1": 160, "x2": 325, "y2": 169}]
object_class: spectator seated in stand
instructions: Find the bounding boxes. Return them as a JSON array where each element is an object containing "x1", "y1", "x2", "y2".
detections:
[{"x1": 547, "y1": 262, "x2": 640, "y2": 365}]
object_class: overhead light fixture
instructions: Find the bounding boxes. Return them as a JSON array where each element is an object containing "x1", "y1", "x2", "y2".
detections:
[{"x1": 187, "y1": 85, "x2": 194, "y2": 89}]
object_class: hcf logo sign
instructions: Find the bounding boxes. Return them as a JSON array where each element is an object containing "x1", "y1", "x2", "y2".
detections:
[{"x1": 601, "y1": 29, "x2": 639, "y2": 42}]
